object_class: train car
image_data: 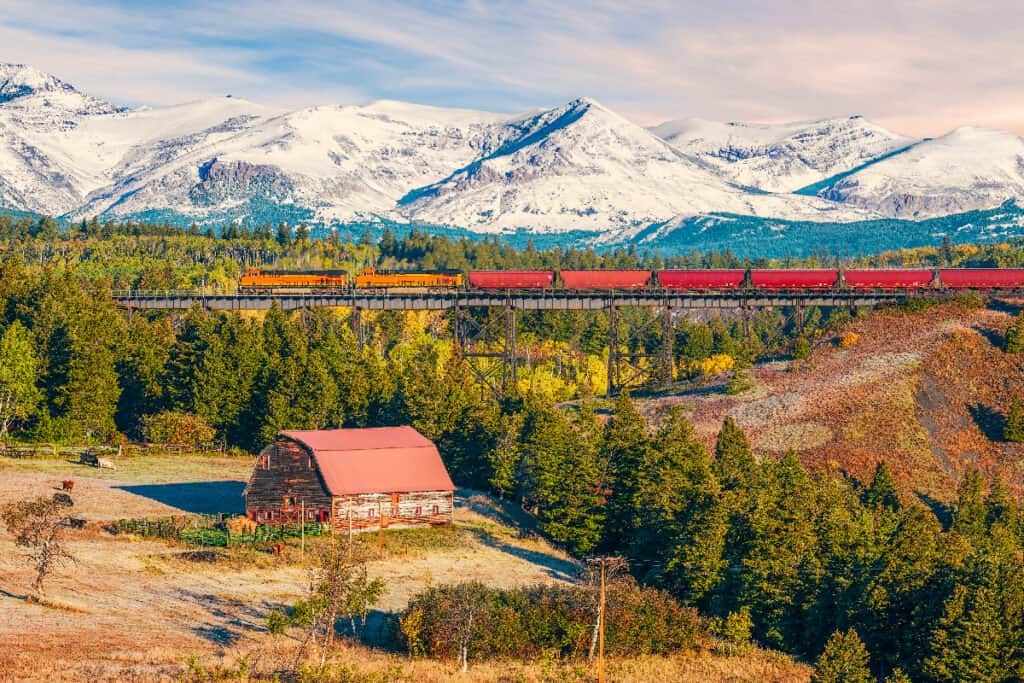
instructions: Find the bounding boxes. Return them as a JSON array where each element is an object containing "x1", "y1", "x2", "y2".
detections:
[
  {"x1": 657, "y1": 269, "x2": 747, "y2": 290},
  {"x1": 844, "y1": 269, "x2": 934, "y2": 289},
  {"x1": 938, "y1": 268, "x2": 1024, "y2": 289},
  {"x1": 750, "y1": 269, "x2": 840, "y2": 290},
  {"x1": 468, "y1": 270, "x2": 555, "y2": 289},
  {"x1": 239, "y1": 269, "x2": 349, "y2": 293},
  {"x1": 559, "y1": 270, "x2": 653, "y2": 290},
  {"x1": 354, "y1": 268, "x2": 463, "y2": 289}
]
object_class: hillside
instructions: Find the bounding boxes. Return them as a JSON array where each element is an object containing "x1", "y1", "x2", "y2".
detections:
[
  {"x1": 0, "y1": 455, "x2": 809, "y2": 682},
  {"x1": 643, "y1": 300, "x2": 1024, "y2": 501}
]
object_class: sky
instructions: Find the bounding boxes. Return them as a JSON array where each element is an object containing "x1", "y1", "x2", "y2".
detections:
[{"x1": 2, "y1": 0, "x2": 1023, "y2": 136}]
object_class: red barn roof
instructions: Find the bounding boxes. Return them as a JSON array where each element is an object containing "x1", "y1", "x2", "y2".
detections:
[{"x1": 278, "y1": 426, "x2": 455, "y2": 496}]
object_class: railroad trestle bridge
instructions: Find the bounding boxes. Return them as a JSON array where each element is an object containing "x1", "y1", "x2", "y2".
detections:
[{"x1": 111, "y1": 288, "x2": 963, "y2": 395}]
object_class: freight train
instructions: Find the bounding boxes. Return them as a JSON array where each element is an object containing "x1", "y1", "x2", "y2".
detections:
[{"x1": 238, "y1": 267, "x2": 1024, "y2": 294}]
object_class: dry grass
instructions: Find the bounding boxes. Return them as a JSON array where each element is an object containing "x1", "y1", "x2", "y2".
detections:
[
  {"x1": 642, "y1": 301, "x2": 1024, "y2": 500},
  {"x1": 0, "y1": 457, "x2": 811, "y2": 682}
]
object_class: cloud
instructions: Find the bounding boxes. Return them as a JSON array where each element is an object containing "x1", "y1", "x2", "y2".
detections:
[{"x1": 0, "y1": 0, "x2": 1021, "y2": 135}]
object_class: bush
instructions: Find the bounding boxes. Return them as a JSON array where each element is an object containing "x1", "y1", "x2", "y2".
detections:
[
  {"x1": 398, "y1": 580, "x2": 700, "y2": 664},
  {"x1": 140, "y1": 411, "x2": 216, "y2": 448},
  {"x1": 792, "y1": 337, "x2": 811, "y2": 360},
  {"x1": 689, "y1": 354, "x2": 735, "y2": 379},
  {"x1": 838, "y1": 332, "x2": 860, "y2": 348},
  {"x1": 725, "y1": 366, "x2": 754, "y2": 395},
  {"x1": 1005, "y1": 399, "x2": 1024, "y2": 443},
  {"x1": 1004, "y1": 314, "x2": 1024, "y2": 353}
]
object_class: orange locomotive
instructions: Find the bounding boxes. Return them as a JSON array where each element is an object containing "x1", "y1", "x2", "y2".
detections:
[
  {"x1": 353, "y1": 267, "x2": 463, "y2": 290},
  {"x1": 239, "y1": 269, "x2": 350, "y2": 293}
]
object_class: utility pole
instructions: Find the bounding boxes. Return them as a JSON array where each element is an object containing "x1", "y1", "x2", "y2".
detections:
[
  {"x1": 598, "y1": 559, "x2": 606, "y2": 683},
  {"x1": 300, "y1": 499, "x2": 305, "y2": 559},
  {"x1": 587, "y1": 556, "x2": 626, "y2": 683}
]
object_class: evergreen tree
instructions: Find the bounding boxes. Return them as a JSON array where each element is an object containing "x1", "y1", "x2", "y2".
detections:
[
  {"x1": 641, "y1": 406, "x2": 727, "y2": 605},
  {"x1": 601, "y1": 392, "x2": 651, "y2": 550},
  {"x1": 952, "y1": 467, "x2": 988, "y2": 541},
  {"x1": 813, "y1": 629, "x2": 873, "y2": 683},
  {"x1": 1003, "y1": 314, "x2": 1024, "y2": 353},
  {"x1": 713, "y1": 416, "x2": 757, "y2": 491},
  {"x1": 923, "y1": 559, "x2": 1024, "y2": 683},
  {"x1": 1004, "y1": 398, "x2": 1024, "y2": 442},
  {"x1": 864, "y1": 461, "x2": 900, "y2": 512}
]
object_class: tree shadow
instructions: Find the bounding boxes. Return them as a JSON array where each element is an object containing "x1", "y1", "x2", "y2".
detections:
[
  {"x1": 470, "y1": 528, "x2": 579, "y2": 583},
  {"x1": 972, "y1": 325, "x2": 1005, "y2": 349},
  {"x1": 113, "y1": 481, "x2": 245, "y2": 514},
  {"x1": 914, "y1": 492, "x2": 952, "y2": 530},
  {"x1": 193, "y1": 624, "x2": 243, "y2": 647},
  {"x1": 967, "y1": 403, "x2": 1006, "y2": 442}
]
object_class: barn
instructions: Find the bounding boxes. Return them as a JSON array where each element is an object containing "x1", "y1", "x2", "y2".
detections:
[{"x1": 244, "y1": 426, "x2": 455, "y2": 532}]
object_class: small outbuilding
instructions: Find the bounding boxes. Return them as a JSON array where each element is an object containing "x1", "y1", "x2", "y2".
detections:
[{"x1": 244, "y1": 426, "x2": 455, "y2": 532}]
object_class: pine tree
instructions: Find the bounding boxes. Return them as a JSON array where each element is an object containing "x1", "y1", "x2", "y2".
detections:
[
  {"x1": 813, "y1": 629, "x2": 873, "y2": 683},
  {"x1": 864, "y1": 461, "x2": 900, "y2": 512},
  {"x1": 922, "y1": 559, "x2": 1024, "y2": 683},
  {"x1": 1004, "y1": 398, "x2": 1024, "y2": 442},
  {"x1": 952, "y1": 467, "x2": 988, "y2": 540},
  {"x1": 642, "y1": 406, "x2": 727, "y2": 604},
  {"x1": 713, "y1": 416, "x2": 757, "y2": 491},
  {"x1": 1003, "y1": 314, "x2": 1024, "y2": 353},
  {"x1": 601, "y1": 392, "x2": 651, "y2": 550}
]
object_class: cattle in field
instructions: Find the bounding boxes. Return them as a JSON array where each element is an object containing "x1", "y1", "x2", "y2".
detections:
[
  {"x1": 61, "y1": 480, "x2": 74, "y2": 492},
  {"x1": 96, "y1": 457, "x2": 116, "y2": 470}
]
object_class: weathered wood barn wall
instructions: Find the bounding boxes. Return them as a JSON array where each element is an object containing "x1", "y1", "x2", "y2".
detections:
[{"x1": 244, "y1": 426, "x2": 455, "y2": 532}]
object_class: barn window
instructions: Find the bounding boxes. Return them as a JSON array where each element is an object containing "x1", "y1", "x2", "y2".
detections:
[
  {"x1": 308, "y1": 456, "x2": 314, "y2": 469},
  {"x1": 415, "y1": 506, "x2": 422, "y2": 516},
  {"x1": 283, "y1": 496, "x2": 295, "y2": 507},
  {"x1": 432, "y1": 505, "x2": 439, "y2": 515},
  {"x1": 256, "y1": 511, "x2": 264, "y2": 522},
  {"x1": 307, "y1": 509, "x2": 316, "y2": 520},
  {"x1": 367, "y1": 508, "x2": 375, "y2": 519},
  {"x1": 260, "y1": 454, "x2": 270, "y2": 470}
]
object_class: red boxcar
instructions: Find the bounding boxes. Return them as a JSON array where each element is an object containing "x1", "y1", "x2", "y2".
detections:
[
  {"x1": 844, "y1": 269, "x2": 934, "y2": 289},
  {"x1": 750, "y1": 269, "x2": 839, "y2": 290},
  {"x1": 468, "y1": 270, "x2": 555, "y2": 289},
  {"x1": 938, "y1": 269, "x2": 1024, "y2": 289},
  {"x1": 559, "y1": 270, "x2": 652, "y2": 290},
  {"x1": 657, "y1": 269, "x2": 746, "y2": 290}
]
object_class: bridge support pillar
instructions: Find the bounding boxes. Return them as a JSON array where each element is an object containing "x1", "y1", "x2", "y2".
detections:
[
  {"x1": 350, "y1": 307, "x2": 365, "y2": 351},
  {"x1": 660, "y1": 304, "x2": 674, "y2": 386}
]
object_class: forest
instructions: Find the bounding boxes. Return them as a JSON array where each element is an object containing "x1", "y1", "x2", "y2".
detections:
[{"x1": 2, "y1": 213, "x2": 1024, "y2": 680}]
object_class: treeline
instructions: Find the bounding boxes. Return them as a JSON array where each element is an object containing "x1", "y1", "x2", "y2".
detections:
[
  {"x1": 480, "y1": 396, "x2": 1024, "y2": 680},
  {"x1": 0, "y1": 248, "x2": 847, "y2": 446}
]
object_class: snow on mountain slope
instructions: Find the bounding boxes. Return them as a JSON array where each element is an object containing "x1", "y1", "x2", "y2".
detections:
[
  {"x1": 73, "y1": 99, "x2": 507, "y2": 222},
  {"x1": 651, "y1": 115, "x2": 917, "y2": 193},
  {"x1": 2, "y1": 63, "x2": 1023, "y2": 240},
  {"x1": 0, "y1": 64, "x2": 128, "y2": 213},
  {"x1": 819, "y1": 127, "x2": 1024, "y2": 218},
  {"x1": 399, "y1": 99, "x2": 875, "y2": 233}
]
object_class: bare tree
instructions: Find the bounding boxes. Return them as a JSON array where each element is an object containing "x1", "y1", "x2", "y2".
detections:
[
  {"x1": 267, "y1": 540, "x2": 385, "y2": 668},
  {"x1": 1, "y1": 493, "x2": 77, "y2": 601}
]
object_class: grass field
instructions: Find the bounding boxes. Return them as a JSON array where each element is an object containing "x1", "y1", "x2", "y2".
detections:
[{"x1": 0, "y1": 453, "x2": 810, "y2": 681}]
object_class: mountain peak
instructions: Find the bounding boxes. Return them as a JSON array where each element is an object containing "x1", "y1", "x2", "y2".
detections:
[{"x1": 0, "y1": 63, "x2": 121, "y2": 115}]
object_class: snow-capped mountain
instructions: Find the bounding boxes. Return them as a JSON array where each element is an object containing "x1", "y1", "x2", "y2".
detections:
[
  {"x1": 400, "y1": 98, "x2": 873, "y2": 233},
  {"x1": 0, "y1": 63, "x2": 1022, "y2": 240},
  {"x1": 813, "y1": 127, "x2": 1024, "y2": 218},
  {"x1": 650, "y1": 115, "x2": 917, "y2": 193}
]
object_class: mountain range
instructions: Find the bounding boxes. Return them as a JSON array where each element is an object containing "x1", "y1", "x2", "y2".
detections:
[{"x1": 1, "y1": 63, "x2": 1023, "y2": 254}]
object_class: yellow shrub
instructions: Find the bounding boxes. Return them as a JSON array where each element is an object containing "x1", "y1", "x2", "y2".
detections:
[
  {"x1": 839, "y1": 332, "x2": 861, "y2": 348},
  {"x1": 689, "y1": 353, "x2": 735, "y2": 378}
]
